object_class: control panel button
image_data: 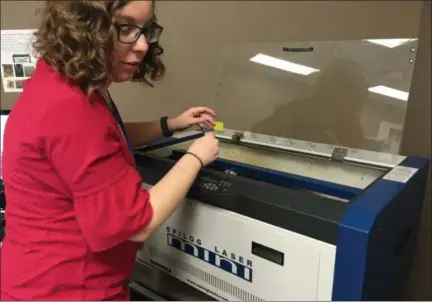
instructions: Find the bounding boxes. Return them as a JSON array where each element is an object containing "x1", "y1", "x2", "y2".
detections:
[{"x1": 198, "y1": 177, "x2": 232, "y2": 193}]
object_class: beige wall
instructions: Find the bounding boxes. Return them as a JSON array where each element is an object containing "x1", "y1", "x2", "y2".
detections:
[
  {"x1": 400, "y1": 1, "x2": 431, "y2": 300},
  {"x1": 1, "y1": 1, "x2": 430, "y2": 299},
  {"x1": 0, "y1": 1, "x2": 424, "y2": 116}
]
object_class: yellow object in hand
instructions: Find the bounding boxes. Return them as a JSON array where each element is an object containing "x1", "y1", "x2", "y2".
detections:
[{"x1": 213, "y1": 121, "x2": 224, "y2": 132}]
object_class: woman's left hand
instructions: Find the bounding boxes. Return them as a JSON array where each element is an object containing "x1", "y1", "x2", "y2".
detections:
[{"x1": 169, "y1": 106, "x2": 216, "y2": 132}]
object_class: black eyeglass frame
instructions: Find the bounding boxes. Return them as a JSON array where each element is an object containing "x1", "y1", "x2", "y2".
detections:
[{"x1": 115, "y1": 22, "x2": 163, "y2": 45}]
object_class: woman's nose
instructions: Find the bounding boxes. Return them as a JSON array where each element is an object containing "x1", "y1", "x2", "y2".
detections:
[{"x1": 133, "y1": 34, "x2": 149, "y2": 53}]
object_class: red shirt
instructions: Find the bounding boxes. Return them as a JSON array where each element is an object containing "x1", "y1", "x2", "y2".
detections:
[{"x1": 0, "y1": 60, "x2": 153, "y2": 300}]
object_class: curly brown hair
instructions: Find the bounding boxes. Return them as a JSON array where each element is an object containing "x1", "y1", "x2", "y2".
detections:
[{"x1": 32, "y1": 0, "x2": 165, "y2": 96}]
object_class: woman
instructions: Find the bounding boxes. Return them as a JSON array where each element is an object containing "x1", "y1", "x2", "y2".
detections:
[{"x1": 0, "y1": 1, "x2": 219, "y2": 300}]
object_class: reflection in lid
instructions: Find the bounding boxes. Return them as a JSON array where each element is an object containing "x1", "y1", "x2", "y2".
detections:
[{"x1": 213, "y1": 39, "x2": 418, "y2": 155}]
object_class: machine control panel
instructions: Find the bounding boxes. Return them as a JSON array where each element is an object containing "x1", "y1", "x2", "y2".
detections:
[{"x1": 198, "y1": 176, "x2": 232, "y2": 193}]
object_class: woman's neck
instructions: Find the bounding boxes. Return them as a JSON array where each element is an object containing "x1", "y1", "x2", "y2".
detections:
[{"x1": 98, "y1": 81, "x2": 113, "y2": 110}]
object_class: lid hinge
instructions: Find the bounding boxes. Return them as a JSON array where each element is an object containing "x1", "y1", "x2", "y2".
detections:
[
  {"x1": 231, "y1": 131, "x2": 244, "y2": 144},
  {"x1": 331, "y1": 147, "x2": 348, "y2": 162}
]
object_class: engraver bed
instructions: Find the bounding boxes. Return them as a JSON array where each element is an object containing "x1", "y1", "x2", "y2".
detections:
[{"x1": 128, "y1": 39, "x2": 429, "y2": 301}]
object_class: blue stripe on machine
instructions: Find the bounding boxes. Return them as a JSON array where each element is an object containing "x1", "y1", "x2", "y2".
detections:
[
  {"x1": 134, "y1": 131, "x2": 204, "y2": 153},
  {"x1": 170, "y1": 149, "x2": 361, "y2": 200}
]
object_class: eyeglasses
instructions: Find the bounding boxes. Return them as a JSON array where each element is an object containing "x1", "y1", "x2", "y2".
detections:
[{"x1": 115, "y1": 22, "x2": 163, "y2": 44}]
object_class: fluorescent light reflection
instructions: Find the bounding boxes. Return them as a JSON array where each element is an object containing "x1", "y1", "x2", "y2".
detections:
[
  {"x1": 250, "y1": 53, "x2": 319, "y2": 76},
  {"x1": 368, "y1": 85, "x2": 409, "y2": 101},
  {"x1": 365, "y1": 38, "x2": 416, "y2": 48}
]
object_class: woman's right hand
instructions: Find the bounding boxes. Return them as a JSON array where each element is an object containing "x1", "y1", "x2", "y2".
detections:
[
  {"x1": 187, "y1": 132, "x2": 219, "y2": 166},
  {"x1": 130, "y1": 132, "x2": 219, "y2": 242}
]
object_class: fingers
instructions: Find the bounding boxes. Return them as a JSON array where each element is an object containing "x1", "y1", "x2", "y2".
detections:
[
  {"x1": 198, "y1": 123, "x2": 210, "y2": 130},
  {"x1": 192, "y1": 106, "x2": 216, "y2": 117},
  {"x1": 197, "y1": 114, "x2": 216, "y2": 128},
  {"x1": 185, "y1": 106, "x2": 217, "y2": 131}
]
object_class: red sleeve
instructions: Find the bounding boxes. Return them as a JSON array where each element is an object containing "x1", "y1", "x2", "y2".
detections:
[{"x1": 42, "y1": 95, "x2": 153, "y2": 252}]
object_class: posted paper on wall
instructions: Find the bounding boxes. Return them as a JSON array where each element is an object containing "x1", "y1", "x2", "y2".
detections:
[{"x1": 1, "y1": 29, "x2": 38, "y2": 93}]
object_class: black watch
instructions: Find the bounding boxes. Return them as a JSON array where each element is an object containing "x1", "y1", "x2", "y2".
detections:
[{"x1": 160, "y1": 116, "x2": 173, "y2": 137}]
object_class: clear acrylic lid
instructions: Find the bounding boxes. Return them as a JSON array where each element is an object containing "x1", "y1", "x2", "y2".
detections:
[{"x1": 212, "y1": 38, "x2": 418, "y2": 157}]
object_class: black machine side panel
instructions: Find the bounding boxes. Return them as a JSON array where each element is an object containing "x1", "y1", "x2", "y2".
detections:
[{"x1": 134, "y1": 153, "x2": 348, "y2": 245}]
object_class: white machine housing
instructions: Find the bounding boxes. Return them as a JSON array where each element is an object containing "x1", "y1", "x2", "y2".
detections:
[{"x1": 137, "y1": 188, "x2": 336, "y2": 301}]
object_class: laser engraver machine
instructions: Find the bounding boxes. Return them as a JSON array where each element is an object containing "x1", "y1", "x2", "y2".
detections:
[{"x1": 128, "y1": 39, "x2": 429, "y2": 301}]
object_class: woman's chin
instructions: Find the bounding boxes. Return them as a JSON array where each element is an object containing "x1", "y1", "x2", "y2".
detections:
[{"x1": 110, "y1": 72, "x2": 135, "y2": 83}]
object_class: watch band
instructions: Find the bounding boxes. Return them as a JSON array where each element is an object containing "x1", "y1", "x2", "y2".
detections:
[{"x1": 160, "y1": 116, "x2": 173, "y2": 137}]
